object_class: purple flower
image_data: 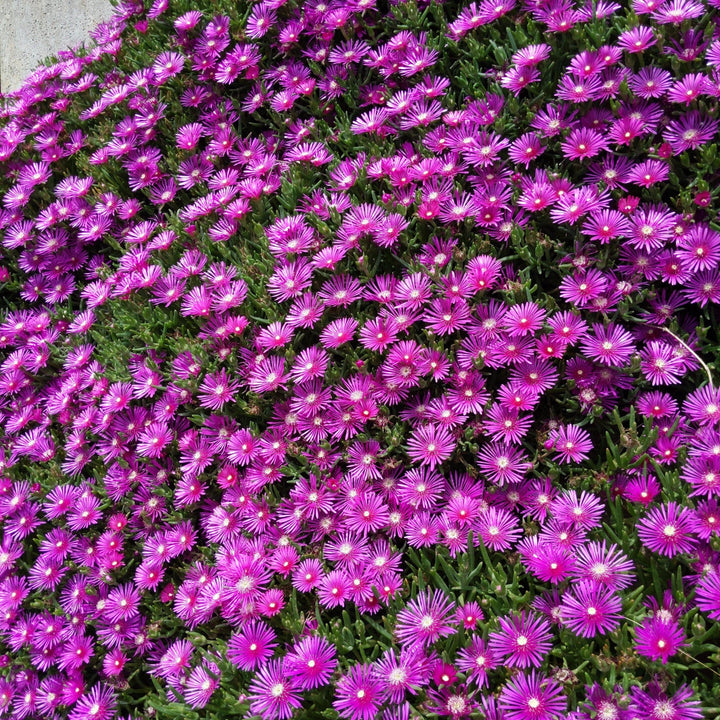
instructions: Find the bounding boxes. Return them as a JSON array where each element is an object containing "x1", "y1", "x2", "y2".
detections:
[
  {"x1": 684, "y1": 386, "x2": 720, "y2": 426},
  {"x1": 476, "y1": 506, "x2": 522, "y2": 550},
  {"x1": 635, "y1": 615, "x2": 686, "y2": 663},
  {"x1": 227, "y1": 620, "x2": 277, "y2": 670},
  {"x1": 559, "y1": 581, "x2": 622, "y2": 637},
  {"x1": 547, "y1": 424, "x2": 593, "y2": 464},
  {"x1": 68, "y1": 684, "x2": 117, "y2": 720},
  {"x1": 184, "y1": 663, "x2": 219, "y2": 708},
  {"x1": 149, "y1": 639, "x2": 194, "y2": 680},
  {"x1": 477, "y1": 442, "x2": 531, "y2": 486},
  {"x1": 488, "y1": 611, "x2": 553, "y2": 668},
  {"x1": 406, "y1": 424, "x2": 455, "y2": 470},
  {"x1": 617, "y1": 26, "x2": 656, "y2": 53},
  {"x1": 498, "y1": 670, "x2": 566, "y2": 720},
  {"x1": 572, "y1": 541, "x2": 635, "y2": 590},
  {"x1": 694, "y1": 571, "x2": 720, "y2": 620},
  {"x1": 319, "y1": 317, "x2": 358, "y2": 349},
  {"x1": 394, "y1": 589, "x2": 456, "y2": 648},
  {"x1": 550, "y1": 490, "x2": 604, "y2": 530},
  {"x1": 456, "y1": 636, "x2": 495, "y2": 687},
  {"x1": 637, "y1": 502, "x2": 698, "y2": 557},
  {"x1": 629, "y1": 682, "x2": 703, "y2": 720},
  {"x1": 333, "y1": 663, "x2": 383, "y2": 720},
  {"x1": 284, "y1": 636, "x2": 337, "y2": 689},
  {"x1": 248, "y1": 660, "x2": 302, "y2": 720}
]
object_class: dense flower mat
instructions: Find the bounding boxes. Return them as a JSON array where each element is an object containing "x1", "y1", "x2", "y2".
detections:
[{"x1": 1, "y1": 0, "x2": 720, "y2": 717}]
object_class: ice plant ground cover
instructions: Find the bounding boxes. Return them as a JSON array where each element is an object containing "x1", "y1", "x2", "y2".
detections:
[{"x1": 1, "y1": 0, "x2": 720, "y2": 718}]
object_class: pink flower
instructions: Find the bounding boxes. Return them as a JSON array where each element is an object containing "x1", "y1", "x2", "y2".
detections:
[
  {"x1": 637, "y1": 502, "x2": 698, "y2": 557},
  {"x1": 68, "y1": 685, "x2": 116, "y2": 720},
  {"x1": 499, "y1": 670, "x2": 566, "y2": 720},
  {"x1": 476, "y1": 506, "x2": 522, "y2": 550},
  {"x1": 580, "y1": 323, "x2": 636, "y2": 367},
  {"x1": 406, "y1": 423, "x2": 455, "y2": 469},
  {"x1": 284, "y1": 636, "x2": 337, "y2": 689},
  {"x1": 488, "y1": 611, "x2": 552, "y2": 668},
  {"x1": 560, "y1": 581, "x2": 622, "y2": 638},
  {"x1": 548, "y1": 424, "x2": 593, "y2": 463},
  {"x1": 248, "y1": 660, "x2": 301, "y2": 720},
  {"x1": 560, "y1": 127, "x2": 608, "y2": 160},
  {"x1": 333, "y1": 664, "x2": 383, "y2": 720},
  {"x1": 695, "y1": 572, "x2": 720, "y2": 620},
  {"x1": 478, "y1": 442, "x2": 531, "y2": 485},
  {"x1": 502, "y1": 301, "x2": 546, "y2": 336},
  {"x1": 617, "y1": 26, "x2": 656, "y2": 53},
  {"x1": 197, "y1": 369, "x2": 238, "y2": 410},
  {"x1": 618, "y1": 195, "x2": 640, "y2": 214},
  {"x1": 395, "y1": 589, "x2": 456, "y2": 648},
  {"x1": 319, "y1": 317, "x2": 358, "y2": 349},
  {"x1": 635, "y1": 616, "x2": 686, "y2": 663},
  {"x1": 694, "y1": 191, "x2": 711, "y2": 207}
]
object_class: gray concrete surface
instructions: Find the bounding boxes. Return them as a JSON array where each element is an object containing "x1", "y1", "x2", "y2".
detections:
[{"x1": 0, "y1": 0, "x2": 112, "y2": 93}]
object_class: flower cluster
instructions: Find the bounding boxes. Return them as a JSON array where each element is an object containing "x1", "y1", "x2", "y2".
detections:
[{"x1": 0, "y1": 0, "x2": 719, "y2": 718}]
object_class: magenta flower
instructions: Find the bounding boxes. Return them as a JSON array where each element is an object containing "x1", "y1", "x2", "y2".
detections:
[
  {"x1": 152, "y1": 639, "x2": 194, "y2": 679},
  {"x1": 248, "y1": 660, "x2": 302, "y2": 720},
  {"x1": 637, "y1": 502, "x2": 698, "y2": 557},
  {"x1": 560, "y1": 127, "x2": 608, "y2": 160},
  {"x1": 550, "y1": 490, "x2": 604, "y2": 530},
  {"x1": 684, "y1": 385, "x2": 720, "y2": 426},
  {"x1": 483, "y1": 404, "x2": 533, "y2": 444},
  {"x1": 664, "y1": 111, "x2": 719, "y2": 152},
  {"x1": 345, "y1": 493, "x2": 390, "y2": 535},
  {"x1": 580, "y1": 323, "x2": 636, "y2": 366},
  {"x1": 397, "y1": 467, "x2": 445, "y2": 510},
  {"x1": 347, "y1": 440, "x2": 383, "y2": 482},
  {"x1": 68, "y1": 685, "x2": 117, "y2": 720},
  {"x1": 227, "y1": 621, "x2": 277, "y2": 670},
  {"x1": 630, "y1": 682, "x2": 703, "y2": 720},
  {"x1": 359, "y1": 316, "x2": 398, "y2": 351},
  {"x1": 267, "y1": 260, "x2": 313, "y2": 301},
  {"x1": 488, "y1": 611, "x2": 553, "y2": 668},
  {"x1": 4, "y1": 1, "x2": 720, "y2": 716},
  {"x1": 668, "y1": 72, "x2": 712, "y2": 105},
  {"x1": 627, "y1": 204, "x2": 676, "y2": 251},
  {"x1": 400, "y1": 508, "x2": 438, "y2": 546},
  {"x1": 247, "y1": 356, "x2": 288, "y2": 393},
  {"x1": 523, "y1": 539, "x2": 577, "y2": 584},
  {"x1": 318, "y1": 570, "x2": 350, "y2": 609},
  {"x1": 290, "y1": 346, "x2": 329, "y2": 383},
  {"x1": 498, "y1": 670, "x2": 566, "y2": 720},
  {"x1": 395, "y1": 589, "x2": 456, "y2": 648},
  {"x1": 476, "y1": 506, "x2": 522, "y2": 550},
  {"x1": 371, "y1": 647, "x2": 427, "y2": 703},
  {"x1": 635, "y1": 615, "x2": 686, "y2": 663},
  {"x1": 695, "y1": 572, "x2": 720, "y2": 620},
  {"x1": 513, "y1": 43, "x2": 551, "y2": 66},
  {"x1": 548, "y1": 424, "x2": 593, "y2": 463},
  {"x1": 572, "y1": 541, "x2": 635, "y2": 590},
  {"x1": 104, "y1": 583, "x2": 141, "y2": 622},
  {"x1": 406, "y1": 423, "x2": 455, "y2": 469},
  {"x1": 333, "y1": 663, "x2": 383, "y2": 720},
  {"x1": 284, "y1": 636, "x2": 337, "y2": 689},
  {"x1": 560, "y1": 581, "x2": 622, "y2": 638},
  {"x1": 184, "y1": 664, "x2": 219, "y2": 709},
  {"x1": 640, "y1": 342, "x2": 685, "y2": 385},
  {"x1": 502, "y1": 301, "x2": 547, "y2": 336},
  {"x1": 477, "y1": 442, "x2": 531, "y2": 485},
  {"x1": 617, "y1": 26, "x2": 656, "y2": 53},
  {"x1": 456, "y1": 636, "x2": 495, "y2": 687},
  {"x1": 319, "y1": 317, "x2": 358, "y2": 349},
  {"x1": 425, "y1": 297, "x2": 472, "y2": 335}
]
